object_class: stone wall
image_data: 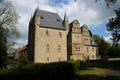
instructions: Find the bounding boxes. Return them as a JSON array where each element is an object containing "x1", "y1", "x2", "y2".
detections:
[{"x1": 34, "y1": 23, "x2": 67, "y2": 63}]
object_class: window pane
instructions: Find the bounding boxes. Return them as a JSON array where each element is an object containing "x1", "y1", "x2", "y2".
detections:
[{"x1": 76, "y1": 48, "x2": 80, "y2": 52}]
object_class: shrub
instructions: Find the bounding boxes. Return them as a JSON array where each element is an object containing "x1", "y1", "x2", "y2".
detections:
[
  {"x1": 1, "y1": 62, "x2": 75, "y2": 80},
  {"x1": 69, "y1": 61, "x2": 80, "y2": 71}
]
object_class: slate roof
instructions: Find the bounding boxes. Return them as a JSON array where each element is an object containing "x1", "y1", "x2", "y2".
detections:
[{"x1": 35, "y1": 9, "x2": 65, "y2": 30}]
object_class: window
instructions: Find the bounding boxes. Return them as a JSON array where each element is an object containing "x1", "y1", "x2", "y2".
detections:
[
  {"x1": 92, "y1": 47, "x2": 94, "y2": 52},
  {"x1": 41, "y1": 16, "x2": 44, "y2": 19},
  {"x1": 46, "y1": 30, "x2": 49, "y2": 36},
  {"x1": 57, "y1": 18, "x2": 60, "y2": 22},
  {"x1": 46, "y1": 44, "x2": 49, "y2": 52},
  {"x1": 84, "y1": 38, "x2": 88, "y2": 42},
  {"x1": 58, "y1": 45, "x2": 61, "y2": 52},
  {"x1": 74, "y1": 36, "x2": 77, "y2": 41},
  {"x1": 59, "y1": 58, "x2": 61, "y2": 61},
  {"x1": 47, "y1": 57, "x2": 49, "y2": 61},
  {"x1": 75, "y1": 36, "x2": 77, "y2": 41},
  {"x1": 77, "y1": 29, "x2": 79, "y2": 32},
  {"x1": 75, "y1": 36, "x2": 80, "y2": 41},
  {"x1": 59, "y1": 32, "x2": 62, "y2": 37},
  {"x1": 83, "y1": 31, "x2": 85, "y2": 34},
  {"x1": 76, "y1": 48, "x2": 80, "y2": 52},
  {"x1": 86, "y1": 31, "x2": 88, "y2": 35},
  {"x1": 72, "y1": 28, "x2": 74, "y2": 32},
  {"x1": 78, "y1": 36, "x2": 80, "y2": 41},
  {"x1": 87, "y1": 47, "x2": 89, "y2": 52}
]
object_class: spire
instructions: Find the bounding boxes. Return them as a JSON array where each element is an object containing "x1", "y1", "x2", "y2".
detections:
[
  {"x1": 36, "y1": 0, "x2": 39, "y2": 10},
  {"x1": 63, "y1": 12, "x2": 69, "y2": 35},
  {"x1": 63, "y1": 12, "x2": 68, "y2": 22}
]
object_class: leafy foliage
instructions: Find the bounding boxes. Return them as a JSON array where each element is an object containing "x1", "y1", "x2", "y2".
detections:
[
  {"x1": 0, "y1": 1, "x2": 20, "y2": 67},
  {"x1": 93, "y1": 34, "x2": 101, "y2": 45},
  {"x1": 0, "y1": 25, "x2": 8, "y2": 67},
  {"x1": 107, "y1": 8, "x2": 120, "y2": 46},
  {"x1": 93, "y1": 35, "x2": 111, "y2": 58},
  {"x1": 95, "y1": 0, "x2": 117, "y2": 7},
  {"x1": 108, "y1": 46, "x2": 120, "y2": 57},
  {"x1": 0, "y1": 62, "x2": 75, "y2": 80},
  {"x1": 98, "y1": 37, "x2": 111, "y2": 58},
  {"x1": 0, "y1": 1, "x2": 20, "y2": 36}
]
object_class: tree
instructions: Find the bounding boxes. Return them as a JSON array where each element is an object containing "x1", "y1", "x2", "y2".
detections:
[
  {"x1": 95, "y1": 0, "x2": 118, "y2": 7},
  {"x1": 93, "y1": 35, "x2": 111, "y2": 59},
  {"x1": 93, "y1": 34, "x2": 101, "y2": 45},
  {"x1": 106, "y1": 8, "x2": 120, "y2": 46},
  {"x1": 0, "y1": 1, "x2": 20, "y2": 67},
  {"x1": 99, "y1": 37, "x2": 111, "y2": 58},
  {"x1": 108, "y1": 45, "x2": 120, "y2": 57},
  {"x1": 0, "y1": 26, "x2": 8, "y2": 67}
]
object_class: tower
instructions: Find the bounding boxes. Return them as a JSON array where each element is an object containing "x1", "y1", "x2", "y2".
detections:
[{"x1": 63, "y1": 13, "x2": 69, "y2": 35}]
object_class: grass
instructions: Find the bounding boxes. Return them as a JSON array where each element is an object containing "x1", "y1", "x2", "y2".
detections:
[
  {"x1": 76, "y1": 67, "x2": 108, "y2": 76},
  {"x1": 0, "y1": 59, "x2": 120, "y2": 80}
]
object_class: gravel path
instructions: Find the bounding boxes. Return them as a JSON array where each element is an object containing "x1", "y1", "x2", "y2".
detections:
[{"x1": 106, "y1": 70, "x2": 120, "y2": 76}]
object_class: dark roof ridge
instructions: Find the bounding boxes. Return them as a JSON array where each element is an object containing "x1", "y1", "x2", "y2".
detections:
[{"x1": 37, "y1": 9, "x2": 57, "y2": 15}]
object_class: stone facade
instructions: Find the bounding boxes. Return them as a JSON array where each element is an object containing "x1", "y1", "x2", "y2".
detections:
[
  {"x1": 34, "y1": 27, "x2": 67, "y2": 63},
  {"x1": 67, "y1": 20, "x2": 98, "y2": 61},
  {"x1": 28, "y1": 8, "x2": 98, "y2": 63},
  {"x1": 28, "y1": 8, "x2": 67, "y2": 63}
]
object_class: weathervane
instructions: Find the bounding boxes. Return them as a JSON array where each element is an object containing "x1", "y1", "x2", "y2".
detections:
[{"x1": 36, "y1": 0, "x2": 39, "y2": 9}]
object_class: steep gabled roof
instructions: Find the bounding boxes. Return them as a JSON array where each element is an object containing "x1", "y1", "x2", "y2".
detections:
[{"x1": 35, "y1": 9, "x2": 65, "y2": 30}]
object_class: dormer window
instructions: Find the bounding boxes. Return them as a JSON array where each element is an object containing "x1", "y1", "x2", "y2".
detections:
[
  {"x1": 41, "y1": 16, "x2": 44, "y2": 19},
  {"x1": 57, "y1": 18, "x2": 60, "y2": 22}
]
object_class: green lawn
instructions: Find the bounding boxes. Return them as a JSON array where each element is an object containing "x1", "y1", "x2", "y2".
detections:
[
  {"x1": 76, "y1": 67, "x2": 107, "y2": 76},
  {"x1": 75, "y1": 60, "x2": 120, "y2": 80}
]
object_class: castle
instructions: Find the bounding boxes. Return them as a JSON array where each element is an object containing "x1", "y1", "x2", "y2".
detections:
[{"x1": 27, "y1": 7, "x2": 98, "y2": 63}]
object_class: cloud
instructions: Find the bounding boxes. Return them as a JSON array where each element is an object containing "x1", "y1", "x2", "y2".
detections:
[
  {"x1": 104, "y1": 30, "x2": 110, "y2": 34},
  {"x1": 10, "y1": 0, "x2": 120, "y2": 48},
  {"x1": 11, "y1": 44, "x2": 19, "y2": 49},
  {"x1": 104, "y1": 36, "x2": 112, "y2": 43}
]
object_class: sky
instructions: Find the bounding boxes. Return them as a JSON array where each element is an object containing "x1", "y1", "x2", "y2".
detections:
[{"x1": 9, "y1": 0, "x2": 120, "y2": 49}]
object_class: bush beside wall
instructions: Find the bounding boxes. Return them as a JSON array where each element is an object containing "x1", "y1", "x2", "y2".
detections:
[{"x1": 1, "y1": 62, "x2": 75, "y2": 80}]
